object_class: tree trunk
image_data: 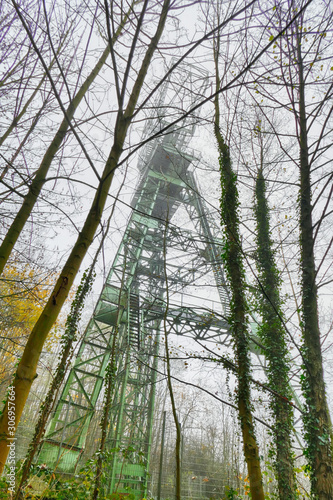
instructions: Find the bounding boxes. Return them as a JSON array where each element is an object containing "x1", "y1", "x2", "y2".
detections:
[
  {"x1": 92, "y1": 252, "x2": 128, "y2": 500},
  {"x1": 14, "y1": 268, "x2": 94, "y2": 498},
  {"x1": 163, "y1": 218, "x2": 182, "y2": 500},
  {"x1": 297, "y1": 33, "x2": 333, "y2": 499},
  {"x1": 92, "y1": 331, "x2": 117, "y2": 500},
  {"x1": 216, "y1": 130, "x2": 264, "y2": 500},
  {"x1": 0, "y1": 9, "x2": 131, "y2": 275},
  {"x1": 255, "y1": 167, "x2": 296, "y2": 499},
  {"x1": 213, "y1": 32, "x2": 264, "y2": 498},
  {"x1": 0, "y1": 0, "x2": 171, "y2": 473}
]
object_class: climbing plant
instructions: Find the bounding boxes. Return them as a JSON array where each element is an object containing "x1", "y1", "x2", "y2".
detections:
[
  {"x1": 212, "y1": 20, "x2": 264, "y2": 497},
  {"x1": 254, "y1": 165, "x2": 296, "y2": 498},
  {"x1": 15, "y1": 266, "x2": 95, "y2": 498}
]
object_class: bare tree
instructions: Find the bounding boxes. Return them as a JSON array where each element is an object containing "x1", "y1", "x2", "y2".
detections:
[
  {"x1": 0, "y1": 0, "x2": 278, "y2": 473},
  {"x1": 243, "y1": 2, "x2": 333, "y2": 497},
  {"x1": 0, "y1": 0, "x2": 133, "y2": 274},
  {"x1": 0, "y1": 0, "x2": 173, "y2": 472}
]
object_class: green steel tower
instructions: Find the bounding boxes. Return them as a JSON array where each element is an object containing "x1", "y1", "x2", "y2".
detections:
[
  {"x1": 38, "y1": 114, "x2": 235, "y2": 495},
  {"x1": 38, "y1": 68, "x2": 301, "y2": 498}
]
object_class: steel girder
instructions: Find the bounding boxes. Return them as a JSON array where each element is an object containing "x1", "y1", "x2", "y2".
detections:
[
  {"x1": 39, "y1": 129, "x2": 298, "y2": 498},
  {"x1": 38, "y1": 132, "x2": 235, "y2": 497}
]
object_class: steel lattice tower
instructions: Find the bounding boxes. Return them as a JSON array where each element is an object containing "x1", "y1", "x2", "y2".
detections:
[
  {"x1": 37, "y1": 118, "x2": 239, "y2": 493},
  {"x1": 38, "y1": 69, "x2": 302, "y2": 498}
]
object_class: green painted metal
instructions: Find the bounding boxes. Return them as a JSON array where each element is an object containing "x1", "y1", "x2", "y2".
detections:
[
  {"x1": 39, "y1": 104, "x2": 303, "y2": 497},
  {"x1": 38, "y1": 121, "x2": 236, "y2": 496}
]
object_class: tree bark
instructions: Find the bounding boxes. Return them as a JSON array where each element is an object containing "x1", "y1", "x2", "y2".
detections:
[
  {"x1": 14, "y1": 268, "x2": 94, "y2": 498},
  {"x1": 92, "y1": 330, "x2": 117, "y2": 500},
  {"x1": 255, "y1": 167, "x2": 296, "y2": 499},
  {"x1": 0, "y1": 8, "x2": 131, "y2": 275},
  {"x1": 297, "y1": 32, "x2": 333, "y2": 499},
  {"x1": 0, "y1": 0, "x2": 171, "y2": 473},
  {"x1": 215, "y1": 131, "x2": 264, "y2": 500},
  {"x1": 163, "y1": 217, "x2": 182, "y2": 500},
  {"x1": 213, "y1": 32, "x2": 264, "y2": 499}
]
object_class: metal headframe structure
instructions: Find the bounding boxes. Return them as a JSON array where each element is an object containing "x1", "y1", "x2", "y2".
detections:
[{"x1": 38, "y1": 64, "x2": 302, "y2": 498}]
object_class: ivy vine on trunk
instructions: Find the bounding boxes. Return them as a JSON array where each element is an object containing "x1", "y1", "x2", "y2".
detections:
[
  {"x1": 254, "y1": 166, "x2": 296, "y2": 499},
  {"x1": 14, "y1": 267, "x2": 95, "y2": 498},
  {"x1": 215, "y1": 130, "x2": 264, "y2": 500},
  {"x1": 213, "y1": 28, "x2": 264, "y2": 497}
]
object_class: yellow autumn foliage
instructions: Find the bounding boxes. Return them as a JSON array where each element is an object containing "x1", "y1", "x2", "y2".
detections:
[{"x1": 0, "y1": 262, "x2": 68, "y2": 387}]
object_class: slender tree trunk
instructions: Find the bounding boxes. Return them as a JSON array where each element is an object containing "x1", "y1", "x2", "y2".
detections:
[
  {"x1": 297, "y1": 33, "x2": 333, "y2": 499},
  {"x1": 92, "y1": 251, "x2": 129, "y2": 500},
  {"x1": 92, "y1": 329, "x2": 118, "y2": 500},
  {"x1": 213, "y1": 35, "x2": 264, "y2": 500},
  {"x1": 14, "y1": 268, "x2": 94, "y2": 499},
  {"x1": 255, "y1": 167, "x2": 296, "y2": 499},
  {"x1": 163, "y1": 217, "x2": 182, "y2": 500},
  {"x1": 0, "y1": 0, "x2": 171, "y2": 473},
  {"x1": 0, "y1": 9, "x2": 131, "y2": 275},
  {"x1": 215, "y1": 135, "x2": 264, "y2": 499}
]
